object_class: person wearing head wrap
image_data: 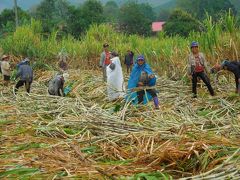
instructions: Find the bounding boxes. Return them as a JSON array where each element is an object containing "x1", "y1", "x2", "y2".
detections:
[
  {"x1": 188, "y1": 41, "x2": 214, "y2": 98},
  {"x1": 126, "y1": 55, "x2": 159, "y2": 109},
  {"x1": 106, "y1": 51, "x2": 125, "y2": 101}
]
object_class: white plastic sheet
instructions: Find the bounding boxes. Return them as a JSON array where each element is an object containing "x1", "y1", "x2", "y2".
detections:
[{"x1": 106, "y1": 57, "x2": 125, "y2": 101}]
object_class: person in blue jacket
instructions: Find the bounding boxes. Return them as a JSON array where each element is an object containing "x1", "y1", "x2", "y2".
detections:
[
  {"x1": 127, "y1": 55, "x2": 159, "y2": 109},
  {"x1": 17, "y1": 58, "x2": 30, "y2": 69},
  {"x1": 14, "y1": 58, "x2": 33, "y2": 94}
]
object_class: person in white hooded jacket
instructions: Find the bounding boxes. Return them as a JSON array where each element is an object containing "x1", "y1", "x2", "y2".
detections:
[{"x1": 106, "y1": 51, "x2": 125, "y2": 101}]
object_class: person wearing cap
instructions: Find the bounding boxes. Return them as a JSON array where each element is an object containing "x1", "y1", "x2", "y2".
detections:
[
  {"x1": 127, "y1": 55, "x2": 159, "y2": 109},
  {"x1": 188, "y1": 41, "x2": 214, "y2": 98},
  {"x1": 14, "y1": 58, "x2": 33, "y2": 94},
  {"x1": 1, "y1": 55, "x2": 11, "y2": 86},
  {"x1": 99, "y1": 43, "x2": 111, "y2": 82},
  {"x1": 48, "y1": 73, "x2": 68, "y2": 96},
  {"x1": 17, "y1": 57, "x2": 30, "y2": 69},
  {"x1": 124, "y1": 50, "x2": 134, "y2": 74},
  {"x1": 211, "y1": 60, "x2": 240, "y2": 94},
  {"x1": 106, "y1": 51, "x2": 125, "y2": 101}
]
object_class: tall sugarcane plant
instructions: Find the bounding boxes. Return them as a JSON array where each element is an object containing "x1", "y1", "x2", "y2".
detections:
[{"x1": 0, "y1": 13, "x2": 239, "y2": 78}]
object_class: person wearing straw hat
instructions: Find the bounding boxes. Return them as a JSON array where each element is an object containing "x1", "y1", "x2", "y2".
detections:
[
  {"x1": 188, "y1": 41, "x2": 214, "y2": 98},
  {"x1": 1, "y1": 55, "x2": 11, "y2": 86},
  {"x1": 48, "y1": 73, "x2": 68, "y2": 96},
  {"x1": 211, "y1": 60, "x2": 240, "y2": 94},
  {"x1": 126, "y1": 55, "x2": 159, "y2": 109},
  {"x1": 14, "y1": 58, "x2": 33, "y2": 94},
  {"x1": 99, "y1": 43, "x2": 111, "y2": 82}
]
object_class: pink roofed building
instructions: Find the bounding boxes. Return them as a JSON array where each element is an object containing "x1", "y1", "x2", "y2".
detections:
[{"x1": 152, "y1": 22, "x2": 165, "y2": 32}]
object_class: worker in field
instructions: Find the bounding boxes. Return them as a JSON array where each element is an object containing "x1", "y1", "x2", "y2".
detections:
[
  {"x1": 14, "y1": 58, "x2": 33, "y2": 94},
  {"x1": 48, "y1": 73, "x2": 69, "y2": 96},
  {"x1": 0, "y1": 57, "x2": 2, "y2": 74},
  {"x1": 1, "y1": 55, "x2": 11, "y2": 86},
  {"x1": 58, "y1": 48, "x2": 68, "y2": 72},
  {"x1": 124, "y1": 50, "x2": 134, "y2": 74},
  {"x1": 188, "y1": 41, "x2": 214, "y2": 98},
  {"x1": 17, "y1": 57, "x2": 30, "y2": 69},
  {"x1": 99, "y1": 43, "x2": 111, "y2": 82},
  {"x1": 127, "y1": 55, "x2": 159, "y2": 109},
  {"x1": 211, "y1": 60, "x2": 240, "y2": 94},
  {"x1": 106, "y1": 51, "x2": 125, "y2": 101}
]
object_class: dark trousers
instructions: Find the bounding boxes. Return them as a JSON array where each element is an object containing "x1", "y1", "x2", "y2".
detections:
[
  {"x1": 3, "y1": 75, "x2": 10, "y2": 81},
  {"x1": 192, "y1": 72, "x2": 214, "y2": 96},
  {"x1": 137, "y1": 89, "x2": 157, "y2": 104},
  {"x1": 102, "y1": 66, "x2": 107, "y2": 82},
  {"x1": 3, "y1": 75, "x2": 10, "y2": 86},
  {"x1": 126, "y1": 65, "x2": 132, "y2": 74},
  {"x1": 48, "y1": 89, "x2": 63, "y2": 96},
  {"x1": 15, "y1": 80, "x2": 32, "y2": 93},
  {"x1": 234, "y1": 75, "x2": 240, "y2": 92}
]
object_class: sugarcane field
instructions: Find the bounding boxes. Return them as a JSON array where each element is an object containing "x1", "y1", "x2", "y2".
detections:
[{"x1": 0, "y1": 0, "x2": 240, "y2": 179}]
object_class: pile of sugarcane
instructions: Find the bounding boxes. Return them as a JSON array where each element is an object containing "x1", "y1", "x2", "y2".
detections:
[{"x1": 0, "y1": 69, "x2": 239, "y2": 179}]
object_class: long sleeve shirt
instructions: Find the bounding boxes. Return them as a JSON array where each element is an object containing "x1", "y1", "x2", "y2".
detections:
[
  {"x1": 1, "y1": 60, "x2": 11, "y2": 76},
  {"x1": 188, "y1": 52, "x2": 210, "y2": 75},
  {"x1": 48, "y1": 75, "x2": 64, "y2": 96},
  {"x1": 16, "y1": 65, "x2": 33, "y2": 81}
]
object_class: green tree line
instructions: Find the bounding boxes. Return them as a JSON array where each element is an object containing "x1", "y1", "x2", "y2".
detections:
[{"x1": 0, "y1": 0, "x2": 239, "y2": 38}]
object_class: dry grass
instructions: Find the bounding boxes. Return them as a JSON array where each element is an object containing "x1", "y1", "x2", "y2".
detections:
[{"x1": 0, "y1": 69, "x2": 239, "y2": 179}]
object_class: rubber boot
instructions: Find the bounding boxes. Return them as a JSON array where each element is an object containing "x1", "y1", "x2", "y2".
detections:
[{"x1": 153, "y1": 96, "x2": 159, "y2": 109}]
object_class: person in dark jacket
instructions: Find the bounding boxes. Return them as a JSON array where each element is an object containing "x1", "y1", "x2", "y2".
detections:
[
  {"x1": 14, "y1": 59, "x2": 33, "y2": 94},
  {"x1": 48, "y1": 74, "x2": 66, "y2": 96},
  {"x1": 17, "y1": 58, "x2": 30, "y2": 69},
  {"x1": 124, "y1": 50, "x2": 134, "y2": 74},
  {"x1": 211, "y1": 60, "x2": 240, "y2": 94}
]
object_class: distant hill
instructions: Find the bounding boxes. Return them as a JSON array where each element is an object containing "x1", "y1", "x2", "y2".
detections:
[
  {"x1": 154, "y1": 0, "x2": 239, "y2": 16},
  {"x1": 230, "y1": 0, "x2": 240, "y2": 14},
  {"x1": 153, "y1": 0, "x2": 176, "y2": 13},
  {"x1": 0, "y1": 0, "x2": 174, "y2": 12},
  {"x1": 1, "y1": 0, "x2": 238, "y2": 15}
]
